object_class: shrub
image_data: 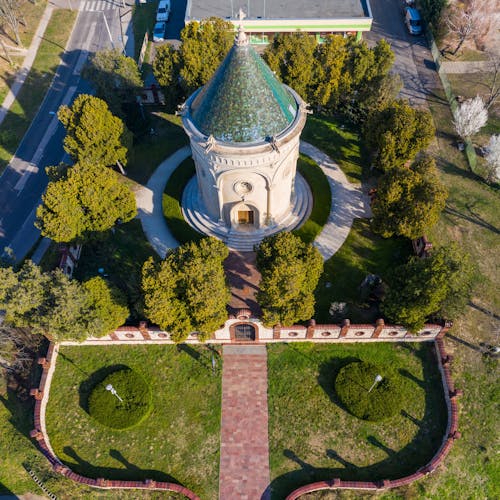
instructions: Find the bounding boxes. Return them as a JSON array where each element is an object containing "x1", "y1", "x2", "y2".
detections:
[
  {"x1": 87, "y1": 368, "x2": 152, "y2": 429},
  {"x1": 334, "y1": 361, "x2": 403, "y2": 421}
]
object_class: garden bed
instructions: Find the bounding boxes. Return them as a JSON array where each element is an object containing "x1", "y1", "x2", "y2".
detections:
[
  {"x1": 45, "y1": 344, "x2": 222, "y2": 499},
  {"x1": 267, "y1": 342, "x2": 448, "y2": 499}
]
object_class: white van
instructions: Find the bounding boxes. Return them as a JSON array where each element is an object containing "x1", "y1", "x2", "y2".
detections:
[{"x1": 156, "y1": 0, "x2": 171, "y2": 22}]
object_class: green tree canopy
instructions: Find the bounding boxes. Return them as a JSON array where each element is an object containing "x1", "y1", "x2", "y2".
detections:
[
  {"x1": 365, "y1": 100, "x2": 435, "y2": 170},
  {"x1": 0, "y1": 262, "x2": 130, "y2": 342},
  {"x1": 256, "y1": 232, "x2": 323, "y2": 327},
  {"x1": 153, "y1": 43, "x2": 180, "y2": 89},
  {"x1": 371, "y1": 157, "x2": 448, "y2": 239},
  {"x1": 264, "y1": 32, "x2": 317, "y2": 99},
  {"x1": 142, "y1": 237, "x2": 230, "y2": 342},
  {"x1": 382, "y1": 245, "x2": 475, "y2": 332},
  {"x1": 83, "y1": 276, "x2": 129, "y2": 338},
  {"x1": 82, "y1": 49, "x2": 143, "y2": 116},
  {"x1": 36, "y1": 162, "x2": 137, "y2": 243},
  {"x1": 58, "y1": 94, "x2": 131, "y2": 167},
  {"x1": 179, "y1": 17, "x2": 234, "y2": 93}
]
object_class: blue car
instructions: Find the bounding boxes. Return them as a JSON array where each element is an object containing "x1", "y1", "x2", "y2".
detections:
[{"x1": 153, "y1": 22, "x2": 166, "y2": 43}]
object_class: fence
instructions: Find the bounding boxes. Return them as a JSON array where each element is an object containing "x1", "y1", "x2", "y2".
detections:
[{"x1": 425, "y1": 31, "x2": 479, "y2": 174}]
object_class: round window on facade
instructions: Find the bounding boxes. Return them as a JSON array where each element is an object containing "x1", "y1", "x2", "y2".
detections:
[
  {"x1": 355, "y1": 331, "x2": 365, "y2": 337},
  {"x1": 234, "y1": 181, "x2": 253, "y2": 196},
  {"x1": 388, "y1": 331, "x2": 399, "y2": 336},
  {"x1": 288, "y1": 331, "x2": 299, "y2": 337},
  {"x1": 321, "y1": 331, "x2": 332, "y2": 337}
]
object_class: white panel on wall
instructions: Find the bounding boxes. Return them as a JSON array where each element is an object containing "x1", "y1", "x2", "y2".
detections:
[
  {"x1": 313, "y1": 327, "x2": 341, "y2": 339},
  {"x1": 379, "y1": 328, "x2": 407, "y2": 339},
  {"x1": 344, "y1": 327, "x2": 374, "y2": 339},
  {"x1": 280, "y1": 327, "x2": 307, "y2": 339},
  {"x1": 116, "y1": 331, "x2": 143, "y2": 340}
]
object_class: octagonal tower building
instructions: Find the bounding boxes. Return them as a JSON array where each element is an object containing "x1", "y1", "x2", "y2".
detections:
[{"x1": 181, "y1": 25, "x2": 309, "y2": 245}]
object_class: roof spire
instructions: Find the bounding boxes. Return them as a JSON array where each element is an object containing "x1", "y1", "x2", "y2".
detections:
[{"x1": 235, "y1": 9, "x2": 248, "y2": 47}]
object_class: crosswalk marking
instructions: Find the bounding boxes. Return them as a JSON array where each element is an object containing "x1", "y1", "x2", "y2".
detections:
[{"x1": 79, "y1": 0, "x2": 123, "y2": 11}]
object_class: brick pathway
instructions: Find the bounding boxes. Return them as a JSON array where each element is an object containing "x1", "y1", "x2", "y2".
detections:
[
  {"x1": 224, "y1": 250, "x2": 262, "y2": 317},
  {"x1": 219, "y1": 345, "x2": 270, "y2": 500}
]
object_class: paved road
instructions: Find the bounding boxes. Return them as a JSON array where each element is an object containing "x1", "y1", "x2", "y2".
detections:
[
  {"x1": 0, "y1": 2, "x2": 127, "y2": 262},
  {"x1": 366, "y1": 0, "x2": 440, "y2": 107}
]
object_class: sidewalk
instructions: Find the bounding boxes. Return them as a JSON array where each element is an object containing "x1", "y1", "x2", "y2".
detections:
[
  {"x1": 0, "y1": 4, "x2": 54, "y2": 126},
  {"x1": 219, "y1": 345, "x2": 271, "y2": 499}
]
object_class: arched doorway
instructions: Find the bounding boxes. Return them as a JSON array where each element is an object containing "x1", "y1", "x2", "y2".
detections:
[
  {"x1": 230, "y1": 202, "x2": 260, "y2": 230},
  {"x1": 234, "y1": 323, "x2": 256, "y2": 341}
]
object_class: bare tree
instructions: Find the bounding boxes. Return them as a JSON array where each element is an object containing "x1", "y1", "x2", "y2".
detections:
[
  {"x1": 0, "y1": 0, "x2": 23, "y2": 47},
  {"x1": 484, "y1": 51, "x2": 500, "y2": 109},
  {"x1": 484, "y1": 134, "x2": 500, "y2": 183},
  {"x1": 0, "y1": 325, "x2": 38, "y2": 374},
  {"x1": 453, "y1": 95, "x2": 488, "y2": 140},
  {"x1": 445, "y1": 0, "x2": 493, "y2": 55}
]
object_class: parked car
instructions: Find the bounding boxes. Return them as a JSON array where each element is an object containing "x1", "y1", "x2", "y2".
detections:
[
  {"x1": 156, "y1": 0, "x2": 170, "y2": 22},
  {"x1": 404, "y1": 7, "x2": 423, "y2": 35},
  {"x1": 153, "y1": 22, "x2": 166, "y2": 42}
]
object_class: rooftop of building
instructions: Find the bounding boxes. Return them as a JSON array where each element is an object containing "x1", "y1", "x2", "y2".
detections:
[
  {"x1": 187, "y1": 27, "x2": 299, "y2": 144},
  {"x1": 186, "y1": 0, "x2": 371, "y2": 21}
]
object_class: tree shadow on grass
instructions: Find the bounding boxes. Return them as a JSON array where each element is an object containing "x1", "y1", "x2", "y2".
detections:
[
  {"x1": 268, "y1": 345, "x2": 448, "y2": 499},
  {"x1": 62, "y1": 446, "x2": 181, "y2": 484},
  {"x1": 78, "y1": 364, "x2": 130, "y2": 413}
]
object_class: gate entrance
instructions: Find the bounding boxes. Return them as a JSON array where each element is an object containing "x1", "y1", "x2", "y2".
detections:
[{"x1": 234, "y1": 323, "x2": 256, "y2": 341}]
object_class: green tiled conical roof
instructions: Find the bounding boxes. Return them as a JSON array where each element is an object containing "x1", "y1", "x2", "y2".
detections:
[{"x1": 189, "y1": 39, "x2": 298, "y2": 143}]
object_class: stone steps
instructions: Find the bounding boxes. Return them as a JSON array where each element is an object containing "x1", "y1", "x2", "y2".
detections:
[{"x1": 181, "y1": 174, "x2": 312, "y2": 251}]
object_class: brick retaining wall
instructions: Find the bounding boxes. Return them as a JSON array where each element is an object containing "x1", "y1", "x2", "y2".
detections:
[
  {"x1": 284, "y1": 338, "x2": 461, "y2": 499},
  {"x1": 60, "y1": 318, "x2": 452, "y2": 346},
  {"x1": 29, "y1": 344, "x2": 200, "y2": 499}
]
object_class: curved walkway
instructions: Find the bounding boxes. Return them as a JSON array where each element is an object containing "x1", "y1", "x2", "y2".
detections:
[
  {"x1": 135, "y1": 145, "x2": 190, "y2": 258},
  {"x1": 299, "y1": 142, "x2": 371, "y2": 260},
  {"x1": 136, "y1": 142, "x2": 371, "y2": 260}
]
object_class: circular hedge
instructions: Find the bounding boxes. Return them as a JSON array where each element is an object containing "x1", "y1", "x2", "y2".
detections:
[
  {"x1": 334, "y1": 361, "x2": 403, "y2": 421},
  {"x1": 87, "y1": 368, "x2": 152, "y2": 430}
]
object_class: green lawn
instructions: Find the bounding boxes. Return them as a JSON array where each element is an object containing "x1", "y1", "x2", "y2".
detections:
[
  {"x1": 267, "y1": 342, "x2": 448, "y2": 500},
  {"x1": 413, "y1": 87, "x2": 500, "y2": 500},
  {"x1": 302, "y1": 115, "x2": 366, "y2": 183},
  {"x1": 73, "y1": 218, "x2": 156, "y2": 321},
  {"x1": 314, "y1": 219, "x2": 412, "y2": 323},
  {"x1": 127, "y1": 111, "x2": 188, "y2": 184},
  {"x1": 293, "y1": 155, "x2": 331, "y2": 244},
  {"x1": 45, "y1": 344, "x2": 222, "y2": 499},
  {"x1": 162, "y1": 157, "x2": 204, "y2": 245},
  {"x1": 0, "y1": 8, "x2": 77, "y2": 172}
]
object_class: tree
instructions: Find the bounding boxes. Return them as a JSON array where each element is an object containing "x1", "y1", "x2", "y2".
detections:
[
  {"x1": 256, "y1": 232, "x2": 323, "y2": 327},
  {"x1": 365, "y1": 100, "x2": 435, "y2": 170},
  {"x1": 311, "y1": 35, "x2": 349, "y2": 109},
  {"x1": 83, "y1": 277, "x2": 129, "y2": 338},
  {"x1": 264, "y1": 32, "x2": 317, "y2": 100},
  {"x1": 371, "y1": 157, "x2": 448, "y2": 239},
  {"x1": 484, "y1": 51, "x2": 500, "y2": 109},
  {"x1": 382, "y1": 245, "x2": 475, "y2": 331},
  {"x1": 0, "y1": 262, "x2": 129, "y2": 342},
  {"x1": 142, "y1": 238, "x2": 230, "y2": 342},
  {"x1": 153, "y1": 43, "x2": 180, "y2": 89},
  {"x1": 36, "y1": 162, "x2": 137, "y2": 243},
  {"x1": 82, "y1": 49, "x2": 143, "y2": 116},
  {"x1": 484, "y1": 134, "x2": 500, "y2": 183},
  {"x1": 58, "y1": 94, "x2": 131, "y2": 167},
  {"x1": 179, "y1": 17, "x2": 234, "y2": 93},
  {"x1": 0, "y1": 0, "x2": 23, "y2": 46},
  {"x1": 445, "y1": 0, "x2": 493, "y2": 55},
  {"x1": 453, "y1": 95, "x2": 488, "y2": 140}
]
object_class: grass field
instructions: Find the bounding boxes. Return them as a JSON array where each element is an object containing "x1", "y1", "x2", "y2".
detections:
[
  {"x1": 314, "y1": 219, "x2": 412, "y2": 323},
  {"x1": 127, "y1": 111, "x2": 188, "y2": 184},
  {"x1": 267, "y1": 342, "x2": 448, "y2": 499},
  {"x1": 45, "y1": 344, "x2": 222, "y2": 499},
  {"x1": 0, "y1": 8, "x2": 77, "y2": 172},
  {"x1": 73, "y1": 219, "x2": 156, "y2": 321},
  {"x1": 302, "y1": 115, "x2": 366, "y2": 183},
  {"x1": 162, "y1": 157, "x2": 203, "y2": 244},
  {"x1": 294, "y1": 155, "x2": 332, "y2": 244}
]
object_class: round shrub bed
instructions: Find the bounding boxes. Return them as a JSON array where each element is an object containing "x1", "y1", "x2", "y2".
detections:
[
  {"x1": 87, "y1": 368, "x2": 152, "y2": 430},
  {"x1": 334, "y1": 361, "x2": 403, "y2": 421}
]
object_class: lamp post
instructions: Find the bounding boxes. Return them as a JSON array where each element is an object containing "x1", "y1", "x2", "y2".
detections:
[
  {"x1": 106, "y1": 384, "x2": 123, "y2": 402},
  {"x1": 368, "y1": 374, "x2": 383, "y2": 393}
]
